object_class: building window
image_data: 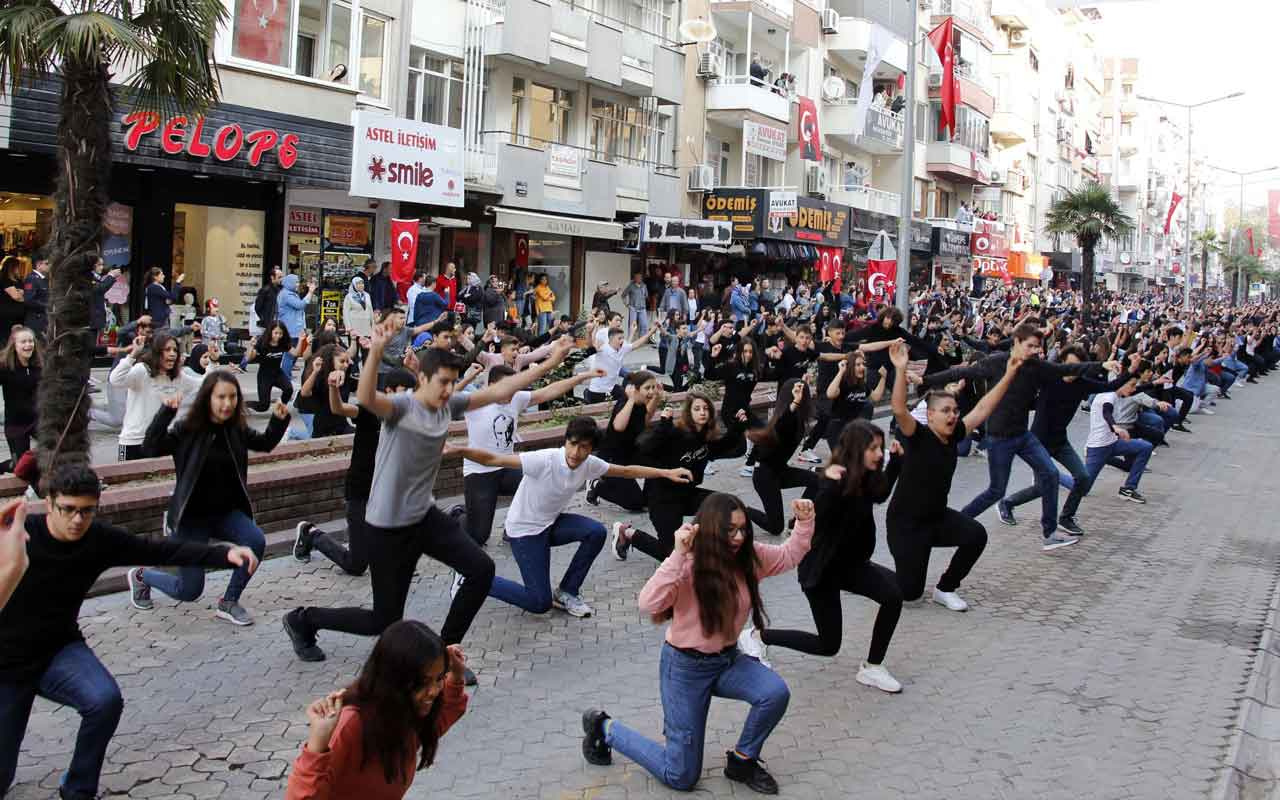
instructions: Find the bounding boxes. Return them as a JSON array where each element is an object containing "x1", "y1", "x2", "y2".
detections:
[
  {"x1": 930, "y1": 102, "x2": 990, "y2": 156},
  {"x1": 358, "y1": 13, "x2": 387, "y2": 100},
  {"x1": 914, "y1": 178, "x2": 929, "y2": 218},
  {"x1": 744, "y1": 155, "x2": 780, "y2": 188},
  {"x1": 1122, "y1": 82, "x2": 1133, "y2": 97},
  {"x1": 233, "y1": 0, "x2": 296, "y2": 68},
  {"x1": 407, "y1": 48, "x2": 464, "y2": 127},
  {"x1": 233, "y1": 0, "x2": 385, "y2": 97},
  {"x1": 916, "y1": 102, "x2": 927, "y2": 143},
  {"x1": 589, "y1": 97, "x2": 665, "y2": 164},
  {"x1": 512, "y1": 78, "x2": 574, "y2": 146}
]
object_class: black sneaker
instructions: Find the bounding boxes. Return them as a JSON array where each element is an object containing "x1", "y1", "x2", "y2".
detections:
[
  {"x1": 1058, "y1": 516, "x2": 1084, "y2": 536},
  {"x1": 1171, "y1": 423, "x2": 1191, "y2": 433},
  {"x1": 1118, "y1": 487, "x2": 1147, "y2": 504},
  {"x1": 996, "y1": 500, "x2": 1017, "y2": 527},
  {"x1": 283, "y1": 608, "x2": 326, "y2": 662},
  {"x1": 585, "y1": 480, "x2": 600, "y2": 506},
  {"x1": 724, "y1": 751, "x2": 778, "y2": 795},
  {"x1": 293, "y1": 522, "x2": 316, "y2": 562},
  {"x1": 581, "y1": 708, "x2": 612, "y2": 766},
  {"x1": 462, "y1": 666, "x2": 478, "y2": 686}
]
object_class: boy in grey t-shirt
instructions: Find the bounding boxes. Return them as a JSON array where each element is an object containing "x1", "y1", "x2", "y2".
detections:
[{"x1": 283, "y1": 327, "x2": 573, "y2": 683}]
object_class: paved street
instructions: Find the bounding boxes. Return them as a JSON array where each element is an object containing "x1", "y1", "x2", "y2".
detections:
[{"x1": 9, "y1": 381, "x2": 1280, "y2": 800}]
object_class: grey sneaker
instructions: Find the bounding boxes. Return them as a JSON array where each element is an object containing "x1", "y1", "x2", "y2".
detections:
[
  {"x1": 996, "y1": 500, "x2": 1017, "y2": 526},
  {"x1": 215, "y1": 599, "x2": 254, "y2": 626},
  {"x1": 127, "y1": 567, "x2": 153, "y2": 611},
  {"x1": 293, "y1": 522, "x2": 316, "y2": 562},
  {"x1": 553, "y1": 589, "x2": 593, "y2": 618},
  {"x1": 1042, "y1": 532, "x2": 1079, "y2": 552}
]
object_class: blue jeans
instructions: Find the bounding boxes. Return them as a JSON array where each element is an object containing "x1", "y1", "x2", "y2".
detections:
[
  {"x1": 0, "y1": 641, "x2": 123, "y2": 798},
  {"x1": 488, "y1": 513, "x2": 605, "y2": 612},
  {"x1": 140, "y1": 510, "x2": 265, "y2": 603},
  {"x1": 281, "y1": 350, "x2": 297, "y2": 379},
  {"x1": 607, "y1": 644, "x2": 790, "y2": 791},
  {"x1": 962, "y1": 431, "x2": 1060, "y2": 537},
  {"x1": 1004, "y1": 440, "x2": 1088, "y2": 510},
  {"x1": 627, "y1": 307, "x2": 650, "y2": 337},
  {"x1": 288, "y1": 412, "x2": 316, "y2": 441},
  {"x1": 1061, "y1": 437, "x2": 1154, "y2": 518}
]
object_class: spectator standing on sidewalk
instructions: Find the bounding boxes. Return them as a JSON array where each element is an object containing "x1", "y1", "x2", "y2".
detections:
[
  {"x1": 623, "y1": 272, "x2": 650, "y2": 337},
  {"x1": 21, "y1": 253, "x2": 49, "y2": 338}
]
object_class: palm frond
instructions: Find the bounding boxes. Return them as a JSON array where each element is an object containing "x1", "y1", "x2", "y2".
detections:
[
  {"x1": 121, "y1": 0, "x2": 225, "y2": 115},
  {"x1": 41, "y1": 10, "x2": 151, "y2": 65},
  {"x1": 0, "y1": 0, "x2": 61, "y2": 96},
  {"x1": 1044, "y1": 182, "x2": 1135, "y2": 248}
]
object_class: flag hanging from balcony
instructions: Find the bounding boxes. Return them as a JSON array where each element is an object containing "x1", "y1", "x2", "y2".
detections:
[
  {"x1": 389, "y1": 219, "x2": 420, "y2": 301},
  {"x1": 797, "y1": 97, "x2": 822, "y2": 162},
  {"x1": 851, "y1": 24, "x2": 894, "y2": 150},
  {"x1": 1163, "y1": 192, "x2": 1183, "y2": 235},
  {"x1": 927, "y1": 18, "x2": 958, "y2": 138}
]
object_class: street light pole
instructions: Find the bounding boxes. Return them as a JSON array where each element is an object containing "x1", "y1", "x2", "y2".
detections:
[
  {"x1": 1138, "y1": 91, "x2": 1243, "y2": 311},
  {"x1": 1208, "y1": 164, "x2": 1278, "y2": 304},
  {"x1": 894, "y1": 0, "x2": 918, "y2": 315}
]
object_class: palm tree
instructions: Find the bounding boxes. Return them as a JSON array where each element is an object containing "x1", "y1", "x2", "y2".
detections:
[
  {"x1": 0, "y1": 0, "x2": 225, "y2": 478},
  {"x1": 1193, "y1": 229, "x2": 1223, "y2": 306},
  {"x1": 1044, "y1": 183, "x2": 1135, "y2": 326},
  {"x1": 1222, "y1": 251, "x2": 1263, "y2": 305}
]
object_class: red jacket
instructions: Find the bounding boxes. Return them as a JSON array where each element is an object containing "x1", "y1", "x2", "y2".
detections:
[{"x1": 433, "y1": 274, "x2": 457, "y2": 306}]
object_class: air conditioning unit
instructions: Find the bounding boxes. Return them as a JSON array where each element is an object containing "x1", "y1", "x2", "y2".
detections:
[
  {"x1": 821, "y1": 8, "x2": 839, "y2": 33},
  {"x1": 928, "y1": 73, "x2": 943, "y2": 88},
  {"x1": 688, "y1": 164, "x2": 714, "y2": 192},
  {"x1": 696, "y1": 52, "x2": 721, "y2": 79},
  {"x1": 805, "y1": 164, "x2": 828, "y2": 197},
  {"x1": 1010, "y1": 30, "x2": 1029, "y2": 46},
  {"x1": 989, "y1": 169, "x2": 1004, "y2": 184}
]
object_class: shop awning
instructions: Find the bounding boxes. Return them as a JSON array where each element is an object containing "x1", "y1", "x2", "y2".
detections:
[{"x1": 491, "y1": 207, "x2": 623, "y2": 240}]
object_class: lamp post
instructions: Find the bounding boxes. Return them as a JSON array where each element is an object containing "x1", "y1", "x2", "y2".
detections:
[
  {"x1": 1137, "y1": 91, "x2": 1243, "y2": 310},
  {"x1": 894, "y1": 0, "x2": 918, "y2": 315},
  {"x1": 1207, "y1": 164, "x2": 1278, "y2": 304}
]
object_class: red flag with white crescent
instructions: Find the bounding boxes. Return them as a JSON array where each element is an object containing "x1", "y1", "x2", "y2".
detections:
[
  {"x1": 1164, "y1": 192, "x2": 1183, "y2": 234},
  {"x1": 390, "y1": 219, "x2": 419, "y2": 301},
  {"x1": 864, "y1": 258, "x2": 896, "y2": 305},
  {"x1": 797, "y1": 96, "x2": 822, "y2": 162},
  {"x1": 927, "y1": 19, "x2": 957, "y2": 138}
]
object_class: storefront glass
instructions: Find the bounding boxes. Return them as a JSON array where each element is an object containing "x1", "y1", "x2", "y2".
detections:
[
  {"x1": 173, "y1": 203, "x2": 266, "y2": 329},
  {"x1": 0, "y1": 193, "x2": 52, "y2": 259},
  {"x1": 527, "y1": 235, "x2": 571, "y2": 318},
  {"x1": 319, "y1": 210, "x2": 376, "y2": 326}
]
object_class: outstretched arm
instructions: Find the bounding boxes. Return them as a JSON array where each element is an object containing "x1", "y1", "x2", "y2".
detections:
[
  {"x1": 445, "y1": 445, "x2": 522, "y2": 471},
  {"x1": 531, "y1": 369, "x2": 601, "y2": 406},
  {"x1": 888, "y1": 341, "x2": 917, "y2": 437},
  {"x1": 464, "y1": 338, "x2": 572, "y2": 410},
  {"x1": 962, "y1": 355, "x2": 1023, "y2": 432}
]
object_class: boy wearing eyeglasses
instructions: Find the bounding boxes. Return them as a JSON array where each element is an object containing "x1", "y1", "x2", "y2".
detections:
[{"x1": 0, "y1": 464, "x2": 257, "y2": 800}]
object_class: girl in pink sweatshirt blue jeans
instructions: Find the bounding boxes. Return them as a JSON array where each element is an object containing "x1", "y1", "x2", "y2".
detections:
[{"x1": 581, "y1": 492, "x2": 814, "y2": 795}]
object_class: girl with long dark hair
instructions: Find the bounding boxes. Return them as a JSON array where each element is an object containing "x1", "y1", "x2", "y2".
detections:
[
  {"x1": 126, "y1": 371, "x2": 290, "y2": 626},
  {"x1": 246, "y1": 321, "x2": 306, "y2": 413},
  {"x1": 286, "y1": 621, "x2": 469, "y2": 799},
  {"x1": 0, "y1": 327, "x2": 40, "y2": 474},
  {"x1": 582, "y1": 493, "x2": 815, "y2": 795},
  {"x1": 747, "y1": 378, "x2": 820, "y2": 536},
  {"x1": 742, "y1": 420, "x2": 906, "y2": 693},
  {"x1": 295, "y1": 343, "x2": 357, "y2": 438},
  {"x1": 707, "y1": 330, "x2": 769, "y2": 477},
  {"x1": 610, "y1": 390, "x2": 767, "y2": 562},
  {"x1": 823, "y1": 349, "x2": 887, "y2": 448},
  {"x1": 587, "y1": 369, "x2": 662, "y2": 513},
  {"x1": 108, "y1": 330, "x2": 188, "y2": 461}
]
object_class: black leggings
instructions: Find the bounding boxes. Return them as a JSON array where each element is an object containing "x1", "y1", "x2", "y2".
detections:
[
  {"x1": 312, "y1": 497, "x2": 370, "y2": 576},
  {"x1": 886, "y1": 508, "x2": 987, "y2": 600},
  {"x1": 761, "y1": 561, "x2": 903, "y2": 664},
  {"x1": 463, "y1": 468, "x2": 523, "y2": 545},
  {"x1": 630, "y1": 487, "x2": 769, "y2": 561},
  {"x1": 251, "y1": 367, "x2": 293, "y2": 411},
  {"x1": 2, "y1": 425, "x2": 33, "y2": 473},
  {"x1": 801, "y1": 408, "x2": 831, "y2": 451},
  {"x1": 302, "y1": 504, "x2": 496, "y2": 645},
  {"x1": 751, "y1": 462, "x2": 819, "y2": 535},
  {"x1": 594, "y1": 475, "x2": 646, "y2": 512}
]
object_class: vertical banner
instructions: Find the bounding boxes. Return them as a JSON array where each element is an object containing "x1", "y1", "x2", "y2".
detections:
[
  {"x1": 390, "y1": 219, "x2": 420, "y2": 302},
  {"x1": 1164, "y1": 191, "x2": 1183, "y2": 234},
  {"x1": 514, "y1": 232, "x2": 529, "y2": 269},
  {"x1": 1269, "y1": 190, "x2": 1280, "y2": 248},
  {"x1": 101, "y1": 203, "x2": 133, "y2": 267},
  {"x1": 816, "y1": 246, "x2": 843, "y2": 293},
  {"x1": 796, "y1": 96, "x2": 822, "y2": 162},
  {"x1": 850, "y1": 24, "x2": 891, "y2": 141}
]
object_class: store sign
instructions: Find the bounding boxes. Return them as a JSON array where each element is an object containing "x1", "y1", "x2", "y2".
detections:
[
  {"x1": 325, "y1": 213, "x2": 374, "y2": 252},
  {"x1": 121, "y1": 112, "x2": 299, "y2": 168},
  {"x1": 349, "y1": 111, "x2": 463, "y2": 207},
  {"x1": 641, "y1": 216, "x2": 732, "y2": 246},
  {"x1": 288, "y1": 207, "x2": 321, "y2": 236},
  {"x1": 703, "y1": 188, "x2": 766, "y2": 238},
  {"x1": 932, "y1": 227, "x2": 971, "y2": 258},
  {"x1": 770, "y1": 196, "x2": 850, "y2": 247},
  {"x1": 971, "y1": 221, "x2": 1008, "y2": 259},
  {"x1": 547, "y1": 145, "x2": 581, "y2": 179},
  {"x1": 768, "y1": 191, "x2": 797, "y2": 229},
  {"x1": 743, "y1": 120, "x2": 787, "y2": 162},
  {"x1": 319, "y1": 289, "x2": 342, "y2": 326}
]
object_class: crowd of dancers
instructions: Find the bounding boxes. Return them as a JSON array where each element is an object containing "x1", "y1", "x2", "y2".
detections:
[{"x1": 1, "y1": 265, "x2": 1277, "y2": 799}]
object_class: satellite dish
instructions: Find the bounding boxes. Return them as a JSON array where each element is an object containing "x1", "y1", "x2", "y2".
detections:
[
  {"x1": 822, "y1": 76, "x2": 846, "y2": 102},
  {"x1": 678, "y1": 17, "x2": 717, "y2": 44}
]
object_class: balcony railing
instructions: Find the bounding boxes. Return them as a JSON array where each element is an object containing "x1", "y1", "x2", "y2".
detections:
[
  {"x1": 836, "y1": 184, "x2": 902, "y2": 215},
  {"x1": 710, "y1": 0, "x2": 793, "y2": 22},
  {"x1": 863, "y1": 106, "x2": 905, "y2": 149},
  {"x1": 931, "y1": 60, "x2": 994, "y2": 97},
  {"x1": 931, "y1": 0, "x2": 997, "y2": 41},
  {"x1": 706, "y1": 74, "x2": 794, "y2": 123},
  {"x1": 467, "y1": 130, "x2": 674, "y2": 185}
]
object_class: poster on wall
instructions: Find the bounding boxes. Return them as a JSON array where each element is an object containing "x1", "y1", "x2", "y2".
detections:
[
  {"x1": 101, "y1": 203, "x2": 132, "y2": 267},
  {"x1": 319, "y1": 289, "x2": 343, "y2": 327},
  {"x1": 349, "y1": 110, "x2": 464, "y2": 207}
]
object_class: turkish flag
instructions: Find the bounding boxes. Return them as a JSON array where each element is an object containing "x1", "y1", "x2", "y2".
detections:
[
  {"x1": 232, "y1": 0, "x2": 290, "y2": 67},
  {"x1": 1164, "y1": 192, "x2": 1183, "y2": 234},
  {"x1": 928, "y1": 19, "x2": 957, "y2": 138},
  {"x1": 817, "y1": 247, "x2": 843, "y2": 292},
  {"x1": 390, "y1": 219, "x2": 419, "y2": 302},
  {"x1": 864, "y1": 258, "x2": 896, "y2": 305},
  {"x1": 514, "y1": 233, "x2": 529, "y2": 269},
  {"x1": 797, "y1": 96, "x2": 822, "y2": 162},
  {"x1": 1247, "y1": 227, "x2": 1256, "y2": 255}
]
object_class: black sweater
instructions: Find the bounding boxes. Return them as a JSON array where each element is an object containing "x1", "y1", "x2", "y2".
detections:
[
  {"x1": 0, "y1": 516, "x2": 232, "y2": 681},
  {"x1": 1030, "y1": 369, "x2": 1131, "y2": 448},
  {"x1": 637, "y1": 417, "x2": 746, "y2": 494},
  {"x1": 751, "y1": 407, "x2": 805, "y2": 471},
  {"x1": 0, "y1": 362, "x2": 40, "y2": 427},
  {"x1": 798, "y1": 461, "x2": 900, "y2": 590}
]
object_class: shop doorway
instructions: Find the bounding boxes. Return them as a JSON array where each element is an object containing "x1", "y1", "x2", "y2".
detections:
[{"x1": 173, "y1": 203, "x2": 267, "y2": 331}]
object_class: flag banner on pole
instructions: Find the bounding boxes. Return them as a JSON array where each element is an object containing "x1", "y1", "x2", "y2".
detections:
[
  {"x1": 1269, "y1": 190, "x2": 1280, "y2": 248},
  {"x1": 796, "y1": 96, "x2": 822, "y2": 161},
  {"x1": 1164, "y1": 192, "x2": 1183, "y2": 235},
  {"x1": 390, "y1": 219, "x2": 419, "y2": 301},
  {"x1": 851, "y1": 24, "x2": 893, "y2": 143},
  {"x1": 817, "y1": 246, "x2": 843, "y2": 292},
  {"x1": 1246, "y1": 227, "x2": 1256, "y2": 255},
  {"x1": 864, "y1": 231, "x2": 898, "y2": 304},
  {"x1": 927, "y1": 18, "x2": 957, "y2": 138}
]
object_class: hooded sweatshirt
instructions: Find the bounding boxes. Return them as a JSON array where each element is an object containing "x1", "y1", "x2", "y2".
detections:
[{"x1": 277, "y1": 274, "x2": 309, "y2": 337}]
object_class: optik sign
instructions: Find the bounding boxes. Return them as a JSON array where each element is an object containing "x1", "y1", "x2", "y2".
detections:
[{"x1": 349, "y1": 111, "x2": 463, "y2": 208}]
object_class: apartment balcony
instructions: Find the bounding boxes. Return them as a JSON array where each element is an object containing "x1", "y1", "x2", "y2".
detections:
[
  {"x1": 826, "y1": 0, "x2": 914, "y2": 52},
  {"x1": 991, "y1": 165, "x2": 1028, "y2": 195},
  {"x1": 991, "y1": 99, "x2": 1034, "y2": 145},
  {"x1": 929, "y1": 0, "x2": 997, "y2": 44},
  {"x1": 706, "y1": 76, "x2": 792, "y2": 126},
  {"x1": 471, "y1": 133, "x2": 619, "y2": 219},
  {"x1": 483, "y1": 0, "x2": 683, "y2": 104},
  {"x1": 710, "y1": 0, "x2": 793, "y2": 27},
  {"x1": 1113, "y1": 170, "x2": 1142, "y2": 191},
  {"x1": 823, "y1": 101, "x2": 904, "y2": 154},
  {"x1": 927, "y1": 141, "x2": 992, "y2": 185},
  {"x1": 830, "y1": 185, "x2": 901, "y2": 216},
  {"x1": 1118, "y1": 132, "x2": 1139, "y2": 154},
  {"x1": 990, "y1": 0, "x2": 1030, "y2": 29},
  {"x1": 826, "y1": 15, "x2": 908, "y2": 73},
  {"x1": 930, "y1": 62, "x2": 995, "y2": 117},
  {"x1": 1119, "y1": 97, "x2": 1139, "y2": 118}
]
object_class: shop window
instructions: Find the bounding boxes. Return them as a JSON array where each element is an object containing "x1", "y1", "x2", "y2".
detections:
[
  {"x1": 407, "y1": 48, "x2": 465, "y2": 127},
  {"x1": 511, "y1": 78, "x2": 574, "y2": 147},
  {"x1": 173, "y1": 204, "x2": 267, "y2": 330}
]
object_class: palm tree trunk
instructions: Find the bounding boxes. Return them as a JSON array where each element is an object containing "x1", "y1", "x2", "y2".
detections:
[
  {"x1": 36, "y1": 53, "x2": 112, "y2": 481},
  {"x1": 1080, "y1": 245, "x2": 1096, "y2": 326}
]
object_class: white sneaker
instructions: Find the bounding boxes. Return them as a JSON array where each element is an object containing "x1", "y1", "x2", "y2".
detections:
[
  {"x1": 552, "y1": 589, "x2": 593, "y2": 618},
  {"x1": 1199, "y1": 407, "x2": 1216, "y2": 415},
  {"x1": 932, "y1": 588, "x2": 969, "y2": 612},
  {"x1": 610, "y1": 522, "x2": 632, "y2": 561},
  {"x1": 739, "y1": 465, "x2": 755, "y2": 477},
  {"x1": 797, "y1": 449, "x2": 822, "y2": 464},
  {"x1": 737, "y1": 624, "x2": 771, "y2": 668},
  {"x1": 856, "y1": 662, "x2": 903, "y2": 693},
  {"x1": 450, "y1": 571, "x2": 465, "y2": 600},
  {"x1": 705, "y1": 464, "x2": 717, "y2": 475}
]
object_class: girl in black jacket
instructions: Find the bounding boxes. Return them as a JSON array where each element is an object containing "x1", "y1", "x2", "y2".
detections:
[
  {"x1": 127, "y1": 372, "x2": 290, "y2": 626},
  {"x1": 609, "y1": 389, "x2": 767, "y2": 562},
  {"x1": 748, "y1": 378, "x2": 820, "y2": 536},
  {"x1": 742, "y1": 420, "x2": 905, "y2": 694},
  {"x1": 0, "y1": 327, "x2": 41, "y2": 474}
]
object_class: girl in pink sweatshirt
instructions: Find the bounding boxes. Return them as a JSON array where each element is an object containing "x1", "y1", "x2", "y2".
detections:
[{"x1": 581, "y1": 492, "x2": 814, "y2": 795}]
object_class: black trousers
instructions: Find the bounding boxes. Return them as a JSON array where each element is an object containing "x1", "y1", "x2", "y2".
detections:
[
  {"x1": 594, "y1": 475, "x2": 646, "y2": 512},
  {"x1": 313, "y1": 496, "x2": 370, "y2": 576},
  {"x1": 823, "y1": 408, "x2": 874, "y2": 452},
  {"x1": 723, "y1": 408, "x2": 763, "y2": 466},
  {"x1": 1, "y1": 423, "x2": 33, "y2": 474},
  {"x1": 118, "y1": 444, "x2": 145, "y2": 462},
  {"x1": 761, "y1": 561, "x2": 903, "y2": 665},
  {"x1": 886, "y1": 508, "x2": 987, "y2": 600},
  {"x1": 251, "y1": 367, "x2": 293, "y2": 411},
  {"x1": 583, "y1": 387, "x2": 622, "y2": 405},
  {"x1": 463, "y1": 468, "x2": 523, "y2": 545},
  {"x1": 302, "y1": 505, "x2": 496, "y2": 646},
  {"x1": 751, "y1": 462, "x2": 819, "y2": 535},
  {"x1": 1167, "y1": 386, "x2": 1194, "y2": 425},
  {"x1": 631, "y1": 487, "x2": 769, "y2": 561},
  {"x1": 802, "y1": 407, "x2": 831, "y2": 451}
]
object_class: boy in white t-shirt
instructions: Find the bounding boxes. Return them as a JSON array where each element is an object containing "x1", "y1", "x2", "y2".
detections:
[
  {"x1": 585, "y1": 323, "x2": 657, "y2": 404},
  {"x1": 448, "y1": 417, "x2": 692, "y2": 617}
]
